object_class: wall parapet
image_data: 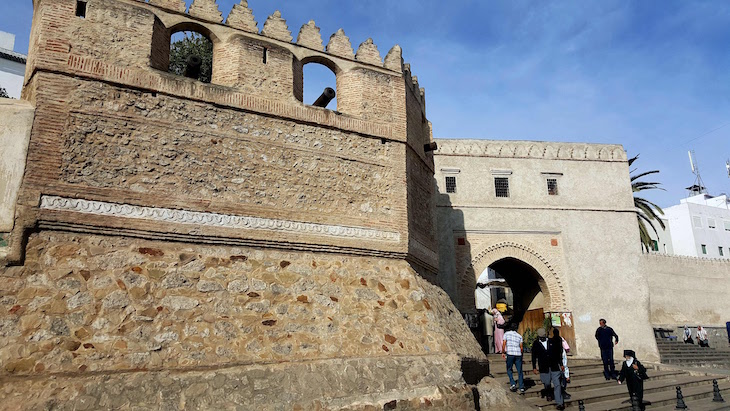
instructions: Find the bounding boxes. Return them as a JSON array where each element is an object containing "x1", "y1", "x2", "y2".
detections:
[
  {"x1": 642, "y1": 252, "x2": 730, "y2": 264},
  {"x1": 435, "y1": 139, "x2": 628, "y2": 162}
]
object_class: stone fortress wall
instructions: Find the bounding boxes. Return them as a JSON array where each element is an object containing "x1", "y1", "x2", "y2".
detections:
[
  {"x1": 641, "y1": 253, "x2": 730, "y2": 329},
  {"x1": 0, "y1": 0, "x2": 484, "y2": 409}
]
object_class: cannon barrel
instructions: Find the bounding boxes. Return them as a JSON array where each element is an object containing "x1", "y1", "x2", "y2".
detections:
[
  {"x1": 184, "y1": 55, "x2": 202, "y2": 80},
  {"x1": 313, "y1": 87, "x2": 336, "y2": 108}
]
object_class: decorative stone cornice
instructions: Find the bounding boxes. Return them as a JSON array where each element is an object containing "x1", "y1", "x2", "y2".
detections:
[
  {"x1": 435, "y1": 139, "x2": 628, "y2": 162},
  {"x1": 40, "y1": 196, "x2": 400, "y2": 243}
]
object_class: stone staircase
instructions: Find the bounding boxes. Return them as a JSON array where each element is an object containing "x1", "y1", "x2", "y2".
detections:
[
  {"x1": 656, "y1": 338, "x2": 730, "y2": 369},
  {"x1": 487, "y1": 354, "x2": 730, "y2": 410}
]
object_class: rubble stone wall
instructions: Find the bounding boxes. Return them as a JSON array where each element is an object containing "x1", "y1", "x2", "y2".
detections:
[{"x1": 0, "y1": 230, "x2": 483, "y2": 408}]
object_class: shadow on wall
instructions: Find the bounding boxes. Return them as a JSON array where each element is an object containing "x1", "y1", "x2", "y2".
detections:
[{"x1": 435, "y1": 184, "x2": 479, "y2": 328}]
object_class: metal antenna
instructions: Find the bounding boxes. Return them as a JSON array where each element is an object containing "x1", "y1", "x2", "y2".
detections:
[{"x1": 686, "y1": 150, "x2": 708, "y2": 196}]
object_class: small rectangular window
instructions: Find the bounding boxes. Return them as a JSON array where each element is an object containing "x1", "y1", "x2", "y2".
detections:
[
  {"x1": 693, "y1": 216, "x2": 702, "y2": 228},
  {"x1": 651, "y1": 240, "x2": 658, "y2": 252},
  {"x1": 724, "y1": 221, "x2": 730, "y2": 232},
  {"x1": 547, "y1": 178, "x2": 558, "y2": 196},
  {"x1": 262, "y1": 47, "x2": 268, "y2": 64},
  {"x1": 494, "y1": 177, "x2": 510, "y2": 198},
  {"x1": 719, "y1": 247, "x2": 724, "y2": 257},
  {"x1": 445, "y1": 176, "x2": 457, "y2": 194},
  {"x1": 75, "y1": 0, "x2": 87, "y2": 18},
  {"x1": 663, "y1": 244, "x2": 667, "y2": 253},
  {"x1": 708, "y1": 218, "x2": 716, "y2": 229},
  {"x1": 701, "y1": 244, "x2": 707, "y2": 255}
]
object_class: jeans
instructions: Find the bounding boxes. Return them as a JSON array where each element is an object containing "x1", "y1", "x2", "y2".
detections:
[
  {"x1": 505, "y1": 355, "x2": 524, "y2": 390},
  {"x1": 600, "y1": 347, "x2": 615, "y2": 379},
  {"x1": 540, "y1": 371, "x2": 564, "y2": 405}
]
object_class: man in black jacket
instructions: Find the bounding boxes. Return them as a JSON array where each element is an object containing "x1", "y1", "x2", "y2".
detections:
[
  {"x1": 532, "y1": 328, "x2": 565, "y2": 410},
  {"x1": 595, "y1": 318, "x2": 619, "y2": 380}
]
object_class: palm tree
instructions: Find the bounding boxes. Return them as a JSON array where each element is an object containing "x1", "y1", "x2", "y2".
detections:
[{"x1": 629, "y1": 155, "x2": 665, "y2": 252}]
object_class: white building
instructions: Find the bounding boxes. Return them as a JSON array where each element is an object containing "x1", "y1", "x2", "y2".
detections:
[
  {"x1": 646, "y1": 216, "x2": 674, "y2": 255},
  {"x1": 659, "y1": 194, "x2": 730, "y2": 258},
  {"x1": 0, "y1": 31, "x2": 27, "y2": 99}
]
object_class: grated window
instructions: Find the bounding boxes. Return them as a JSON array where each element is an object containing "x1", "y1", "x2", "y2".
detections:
[
  {"x1": 76, "y1": 1, "x2": 87, "y2": 18},
  {"x1": 445, "y1": 176, "x2": 457, "y2": 194},
  {"x1": 494, "y1": 177, "x2": 509, "y2": 198},
  {"x1": 547, "y1": 178, "x2": 558, "y2": 195}
]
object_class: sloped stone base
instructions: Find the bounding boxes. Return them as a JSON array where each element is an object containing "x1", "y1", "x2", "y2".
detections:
[
  {"x1": 0, "y1": 231, "x2": 488, "y2": 410},
  {"x1": 1, "y1": 355, "x2": 479, "y2": 410}
]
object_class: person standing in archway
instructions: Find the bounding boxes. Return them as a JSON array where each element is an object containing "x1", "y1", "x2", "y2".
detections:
[
  {"x1": 595, "y1": 319, "x2": 619, "y2": 380},
  {"x1": 475, "y1": 283, "x2": 494, "y2": 354},
  {"x1": 492, "y1": 308, "x2": 505, "y2": 353}
]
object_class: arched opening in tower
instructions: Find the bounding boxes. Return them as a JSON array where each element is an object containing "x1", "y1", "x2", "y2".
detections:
[
  {"x1": 168, "y1": 30, "x2": 214, "y2": 84},
  {"x1": 302, "y1": 62, "x2": 337, "y2": 110}
]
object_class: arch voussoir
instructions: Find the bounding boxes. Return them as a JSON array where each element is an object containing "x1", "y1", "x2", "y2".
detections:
[{"x1": 467, "y1": 241, "x2": 568, "y2": 312}]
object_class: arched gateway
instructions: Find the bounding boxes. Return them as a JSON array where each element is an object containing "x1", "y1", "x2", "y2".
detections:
[{"x1": 467, "y1": 241, "x2": 568, "y2": 313}]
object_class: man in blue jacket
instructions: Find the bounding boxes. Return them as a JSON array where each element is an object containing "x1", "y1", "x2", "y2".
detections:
[{"x1": 595, "y1": 319, "x2": 619, "y2": 380}]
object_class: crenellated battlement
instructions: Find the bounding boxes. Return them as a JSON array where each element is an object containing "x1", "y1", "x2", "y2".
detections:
[
  {"x1": 24, "y1": 0, "x2": 431, "y2": 131},
  {"x1": 137, "y1": 0, "x2": 407, "y2": 73}
]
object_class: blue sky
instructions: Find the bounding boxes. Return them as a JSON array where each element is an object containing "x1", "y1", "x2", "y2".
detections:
[{"x1": 2, "y1": 0, "x2": 730, "y2": 207}]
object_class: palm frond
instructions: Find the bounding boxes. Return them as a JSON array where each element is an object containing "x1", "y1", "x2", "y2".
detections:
[
  {"x1": 635, "y1": 197, "x2": 666, "y2": 214},
  {"x1": 631, "y1": 170, "x2": 661, "y2": 182},
  {"x1": 629, "y1": 155, "x2": 665, "y2": 250}
]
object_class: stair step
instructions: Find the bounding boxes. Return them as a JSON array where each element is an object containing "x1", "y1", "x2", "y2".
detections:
[
  {"x1": 649, "y1": 396, "x2": 730, "y2": 411},
  {"x1": 492, "y1": 365, "x2": 618, "y2": 380},
  {"x1": 573, "y1": 380, "x2": 730, "y2": 411},
  {"x1": 528, "y1": 375, "x2": 720, "y2": 408},
  {"x1": 491, "y1": 370, "x2": 688, "y2": 398}
]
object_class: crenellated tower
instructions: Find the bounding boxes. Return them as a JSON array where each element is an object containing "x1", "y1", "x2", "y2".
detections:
[
  {"x1": 0, "y1": 0, "x2": 484, "y2": 409},
  {"x1": 15, "y1": 0, "x2": 438, "y2": 273}
]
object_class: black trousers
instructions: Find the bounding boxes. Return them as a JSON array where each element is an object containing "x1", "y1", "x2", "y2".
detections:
[{"x1": 600, "y1": 348, "x2": 615, "y2": 379}]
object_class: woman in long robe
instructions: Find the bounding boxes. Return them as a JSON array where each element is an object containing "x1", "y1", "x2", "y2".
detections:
[
  {"x1": 618, "y1": 349, "x2": 649, "y2": 410},
  {"x1": 492, "y1": 308, "x2": 505, "y2": 353}
]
